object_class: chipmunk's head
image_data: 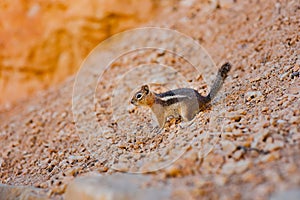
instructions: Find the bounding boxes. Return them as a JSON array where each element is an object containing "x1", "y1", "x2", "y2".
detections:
[{"x1": 130, "y1": 85, "x2": 154, "y2": 107}]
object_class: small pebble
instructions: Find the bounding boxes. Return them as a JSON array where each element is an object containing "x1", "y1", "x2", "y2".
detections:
[
  {"x1": 280, "y1": 72, "x2": 289, "y2": 80},
  {"x1": 291, "y1": 71, "x2": 299, "y2": 79},
  {"x1": 265, "y1": 140, "x2": 284, "y2": 151}
]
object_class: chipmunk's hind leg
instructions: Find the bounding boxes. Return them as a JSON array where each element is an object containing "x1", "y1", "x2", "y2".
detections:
[
  {"x1": 179, "y1": 110, "x2": 196, "y2": 129},
  {"x1": 181, "y1": 108, "x2": 196, "y2": 122},
  {"x1": 181, "y1": 101, "x2": 199, "y2": 122}
]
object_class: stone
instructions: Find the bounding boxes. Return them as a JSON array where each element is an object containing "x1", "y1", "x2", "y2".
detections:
[
  {"x1": 65, "y1": 174, "x2": 171, "y2": 200},
  {"x1": 265, "y1": 140, "x2": 284, "y2": 151},
  {"x1": 270, "y1": 189, "x2": 300, "y2": 200},
  {"x1": 214, "y1": 175, "x2": 228, "y2": 186},
  {"x1": 222, "y1": 160, "x2": 251, "y2": 175},
  {"x1": 262, "y1": 106, "x2": 269, "y2": 112},
  {"x1": 245, "y1": 91, "x2": 263, "y2": 102},
  {"x1": 220, "y1": 140, "x2": 237, "y2": 155},
  {"x1": 232, "y1": 150, "x2": 244, "y2": 160},
  {"x1": 289, "y1": 116, "x2": 300, "y2": 124},
  {"x1": 0, "y1": 183, "x2": 48, "y2": 200}
]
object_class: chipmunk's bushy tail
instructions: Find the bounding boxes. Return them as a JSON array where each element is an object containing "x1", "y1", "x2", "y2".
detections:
[{"x1": 206, "y1": 62, "x2": 231, "y2": 102}]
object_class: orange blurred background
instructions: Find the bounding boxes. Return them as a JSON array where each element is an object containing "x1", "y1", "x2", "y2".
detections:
[{"x1": 0, "y1": 0, "x2": 164, "y2": 108}]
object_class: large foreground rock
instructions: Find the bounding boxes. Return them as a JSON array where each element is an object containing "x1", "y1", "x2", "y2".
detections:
[
  {"x1": 65, "y1": 174, "x2": 171, "y2": 200},
  {"x1": 270, "y1": 189, "x2": 300, "y2": 200},
  {"x1": 0, "y1": 184, "x2": 48, "y2": 200}
]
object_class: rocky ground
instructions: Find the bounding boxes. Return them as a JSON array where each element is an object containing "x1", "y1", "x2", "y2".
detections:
[{"x1": 0, "y1": 0, "x2": 300, "y2": 199}]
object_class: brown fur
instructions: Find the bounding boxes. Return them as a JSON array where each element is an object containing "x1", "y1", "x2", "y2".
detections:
[{"x1": 130, "y1": 62, "x2": 231, "y2": 128}]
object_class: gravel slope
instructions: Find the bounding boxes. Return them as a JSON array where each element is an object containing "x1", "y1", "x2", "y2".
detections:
[{"x1": 0, "y1": 0, "x2": 299, "y2": 199}]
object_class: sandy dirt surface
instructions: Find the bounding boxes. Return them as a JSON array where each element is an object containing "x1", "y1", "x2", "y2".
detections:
[{"x1": 0, "y1": 0, "x2": 299, "y2": 199}]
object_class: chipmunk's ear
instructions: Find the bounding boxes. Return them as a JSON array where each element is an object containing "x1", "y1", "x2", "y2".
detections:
[{"x1": 141, "y1": 85, "x2": 149, "y2": 94}]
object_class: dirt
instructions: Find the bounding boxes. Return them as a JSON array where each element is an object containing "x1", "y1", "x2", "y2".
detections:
[{"x1": 0, "y1": 0, "x2": 299, "y2": 199}]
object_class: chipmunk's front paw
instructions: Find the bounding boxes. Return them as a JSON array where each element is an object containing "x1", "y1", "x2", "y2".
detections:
[{"x1": 179, "y1": 121, "x2": 193, "y2": 129}]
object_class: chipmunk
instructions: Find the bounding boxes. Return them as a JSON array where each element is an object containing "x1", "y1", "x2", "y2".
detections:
[{"x1": 130, "y1": 62, "x2": 231, "y2": 128}]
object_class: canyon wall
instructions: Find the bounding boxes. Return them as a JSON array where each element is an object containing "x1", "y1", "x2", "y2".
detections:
[{"x1": 0, "y1": 0, "x2": 162, "y2": 106}]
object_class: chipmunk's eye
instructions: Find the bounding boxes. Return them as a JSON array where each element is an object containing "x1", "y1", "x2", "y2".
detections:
[{"x1": 136, "y1": 93, "x2": 143, "y2": 100}]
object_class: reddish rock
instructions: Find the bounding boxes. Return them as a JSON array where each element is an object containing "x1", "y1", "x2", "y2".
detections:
[{"x1": 0, "y1": 0, "x2": 161, "y2": 106}]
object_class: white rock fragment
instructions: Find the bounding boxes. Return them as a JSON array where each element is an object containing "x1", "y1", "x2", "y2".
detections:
[
  {"x1": 280, "y1": 72, "x2": 290, "y2": 80},
  {"x1": 220, "y1": 140, "x2": 236, "y2": 155},
  {"x1": 292, "y1": 132, "x2": 300, "y2": 141},
  {"x1": 289, "y1": 116, "x2": 300, "y2": 124},
  {"x1": 180, "y1": 0, "x2": 196, "y2": 8},
  {"x1": 27, "y1": 4, "x2": 40, "y2": 17},
  {"x1": 214, "y1": 175, "x2": 228, "y2": 186},
  {"x1": 68, "y1": 155, "x2": 85, "y2": 163},
  {"x1": 277, "y1": 119, "x2": 286, "y2": 124},
  {"x1": 245, "y1": 91, "x2": 263, "y2": 102},
  {"x1": 222, "y1": 160, "x2": 251, "y2": 175},
  {"x1": 265, "y1": 140, "x2": 284, "y2": 151},
  {"x1": 232, "y1": 150, "x2": 243, "y2": 160}
]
